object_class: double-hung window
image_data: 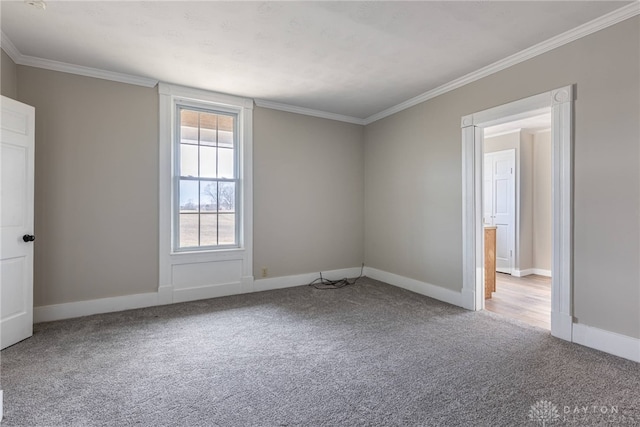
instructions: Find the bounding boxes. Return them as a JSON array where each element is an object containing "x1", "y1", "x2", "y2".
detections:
[
  {"x1": 159, "y1": 83, "x2": 253, "y2": 303},
  {"x1": 176, "y1": 105, "x2": 238, "y2": 249}
]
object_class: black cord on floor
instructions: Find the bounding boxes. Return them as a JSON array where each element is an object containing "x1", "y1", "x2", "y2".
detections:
[{"x1": 308, "y1": 263, "x2": 364, "y2": 290}]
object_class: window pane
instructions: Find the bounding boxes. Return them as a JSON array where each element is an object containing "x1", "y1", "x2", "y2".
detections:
[
  {"x1": 200, "y1": 213, "x2": 218, "y2": 246},
  {"x1": 179, "y1": 213, "x2": 199, "y2": 248},
  {"x1": 180, "y1": 144, "x2": 198, "y2": 177},
  {"x1": 199, "y1": 112, "x2": 217, "y2": 146},
  {"x1": 218, "y1": 115, "x2": 234, "y2": 148},
  {"x1": 199, "y1": 146, "x2": 216, "y2": 178},
  {"x1": 200, "y1": 181, "x2": 217, "y2": 211},
  {"x1": 180, "y1": 109, "x2": 198, "y2": 144},
  {"x1": 179, "y1": 180, "x2": 199, "y2": 212},
  {"x1": 219, "y1": 214, "x2": 236, "y2": 245},
  {"x1": 218, "y1": 148, "x2": 234, "y2": 178},
  {"x1": 218, "y1": 182, "x2": 235, "y2": 212},
  {"x1": 174, "y1": 105, "x2": 241, "y2": 251}
]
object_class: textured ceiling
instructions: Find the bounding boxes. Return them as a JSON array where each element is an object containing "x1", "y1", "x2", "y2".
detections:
[{"x1": 0, "y1": 1, "x2": 630, "y2": 119}]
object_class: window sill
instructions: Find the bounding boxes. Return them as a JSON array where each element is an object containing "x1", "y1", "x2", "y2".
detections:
[{"x1": 168, "y1": 247, "x2": 247, "y2": 263}]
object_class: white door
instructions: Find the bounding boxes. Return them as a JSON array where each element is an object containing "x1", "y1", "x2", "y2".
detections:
[
  {"x1": 1, "y1": 96, "x2": 35, "y2": 350},
  {"x1": 483, "y1": 149, "x2": 515, "y2": 274}
]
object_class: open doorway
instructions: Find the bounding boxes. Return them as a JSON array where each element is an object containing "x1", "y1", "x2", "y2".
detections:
[
  {"x1": 481, "y1": 114, "x2": 552, "y2": 329},
  {"x1": 460, "y1": 85, "x2": 574, "y2": 342}
]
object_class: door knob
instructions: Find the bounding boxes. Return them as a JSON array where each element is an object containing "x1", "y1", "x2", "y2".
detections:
[{"x1": 22, "y1": 234, "x2": 35, "y2": 242}]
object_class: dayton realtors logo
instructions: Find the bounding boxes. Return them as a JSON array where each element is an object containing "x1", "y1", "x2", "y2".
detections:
[
  {"x1": 528, "y1": 400, "x2": 560, "y2": 426},
  {"x1": 528, "y1": 400, "x2": 634, "y2": 425}
]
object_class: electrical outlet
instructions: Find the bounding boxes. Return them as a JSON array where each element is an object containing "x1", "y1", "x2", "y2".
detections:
[{"x1": 261, "y1": 267, "x2": 268, "y2": 278}]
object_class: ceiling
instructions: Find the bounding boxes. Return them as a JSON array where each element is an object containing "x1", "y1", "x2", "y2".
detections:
[
  {"x1": 484, "y1": 113, "x2": 551, "y2": 138},
  {"x1": 0, "y1": 1, "x2": 632, "y2": 121}
]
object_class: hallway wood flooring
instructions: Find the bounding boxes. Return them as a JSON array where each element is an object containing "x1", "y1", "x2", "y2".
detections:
[{"x1": 484, "y1": 273, "x2": 551, "y2": 330}]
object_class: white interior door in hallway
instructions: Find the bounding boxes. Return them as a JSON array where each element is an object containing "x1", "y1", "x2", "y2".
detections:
[
  {"x1": 483, "y1": 149, "x2": 515, "y2": 274},
  {"x1": 1, "y1": 96, "x2": 35, "y2": 350}
]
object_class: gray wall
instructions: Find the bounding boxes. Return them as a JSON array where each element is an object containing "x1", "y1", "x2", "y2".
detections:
[
  {"x1": 1, "y1": 49, "x2": 18, "y2": 99},
  {"x1": 533, "y1": 131, "x2": 552, "y2": 271},
  {"x1": 10, "y1": 17, "x2": 639, "y2": 340},
  {"x1": 364, "y1": 17, "x2": 639, "y2": 338},
  {"x1": 254, "y1": 108, "x2": 364, "y2": 278},
  {"x1": 16, "y1": 67, "x2": 364, "y2": 306},
  {"x1": 364, "y1": 96, "x2": 463, "y2": 288},
  {"x1": 518, "y1": 132, "x2": 534, "y2": 272},
  {"x1": 17, "y1": 67, "x2": 160, "y2": 306}
]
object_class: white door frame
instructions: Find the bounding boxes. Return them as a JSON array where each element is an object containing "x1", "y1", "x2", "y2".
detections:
[{"x1": 461, "y1": 85, "x2": 573, "y2": 341}]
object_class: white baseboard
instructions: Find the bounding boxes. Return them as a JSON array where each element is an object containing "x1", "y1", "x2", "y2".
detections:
[
  {"x1": 253, "y1": 267, "x2": 363, "y2": 292},
  {"x1": 512, "y1": 268, "x2": 552, "y2": 277},
  {"x1": 512, "y1": 269, "x2": 532, "y2": 277},
  {"x1": 533, "y1": 268, "x2": 552, "y2": 277},
  {"x1": 572, "y1": 323, "x2": 640, "y2": 363},
  {"x1": 31, "y1": 267, "x2": 639, "y2": 365},
  {"x1": 364, "y1": 267, "x2": 463, "y2": 308},
  {"x1": 172, "y1": 282, "x2": 245, "y2": 304},
  {"x1": 33, "y1": 268, "x2": 363, "y2": 322},
  {"x1": 34, "y1": 291, "x2": 160, "y2": 323}
]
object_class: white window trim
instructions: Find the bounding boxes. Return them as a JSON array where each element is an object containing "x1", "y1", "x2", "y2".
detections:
[
  {"x1": 172, "y1": 101, "x2": 240, "y2": 252},
  {"x1": 158, "y1": 83, "x2": 254, "y2": 304}
]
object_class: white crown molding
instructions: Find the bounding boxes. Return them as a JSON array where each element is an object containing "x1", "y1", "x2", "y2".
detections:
[
  {"x1": 18, "y1": 55, "x2": 158, "y2": 87},
  {"x1": 1, "y1": 31, "x2": 157, "y2": 88},
  {"x1": 3, "y1": 2, "x2": 638, "y2": 123},
  {"x1": 254, "y1": 99, "x2": 365, "y2": 125},
  {"x1": 0, "y1": 31, "x2": 21, "y2": 63},
  {"x1": 363, "y1": 2, "x2": 640, "y2": 125}
]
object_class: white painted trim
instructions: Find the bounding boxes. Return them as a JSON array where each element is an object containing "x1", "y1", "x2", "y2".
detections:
[
  {"x1": 1, "y1": 31, "x2": 157, "y2": 88},
  {"x1": 512, "y1": 269, "x2": 527, "y2": 277},
  {"x1": 34, "y1": 292, "x2": 160, "y2": 323},
  {"x1": 460, "y1": 124, "x2": 484, "y2": 311},
  {"x1": 365, "y1": 267, "x2": 463, "y2": 308},
  {"x1": 533, "y1": 268, "x2": 552, "y2": 277},
  {"x1": 158, "y1": 83, "x2": 254, "y2": 305},
  {"x1": 16, "y1": 55, "x2": 158, "y2": 87},
  {"x1": 254, "y1": 99, "x2": 365, "y2": 125},
  {"x1": 550, "y1": 87, "x2": 573, "y2": 343},
  {"x1": 552, "y1": 312, "x2": 573, "y2": 342},
  {"x1": 32, "y1": 267, "x2": 365, "y2": 322},
  {"x1": 30, "y1": 267, "x2": 640, "y2": 364},
  {"x1": 364, "y1": 3, "x2": 639, "y2": 124},
  {"x1": 0, "y1": 389, "x2": 3, "y2": 422},
  {"x1": 472, "y1": 104, "x2": 551, "y2": 129},
  {"x1": 0, "y1": 31, "x2": 21, "y2": 63},
  {"x1": 513, "y1": 268, "x2": 552, "y2": 277},
  {"x1": 254, "y1": 267, "x2": 363, "y2": 292},
  {"x1": 5, "y1": 3, "x2": 636, "y2": 126},
  {"x1": 573, "y1": 323, "x2": 640, "y2": 363},
  {"x1": 159, "y1": 82, "x2": 253, "y2": 109},
  {"x1": 461, "y1": 85, "x2": 573, "y2": 343},
  {"x1": 172, "y1": 282, "x2": 245, "y2": 304}
]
